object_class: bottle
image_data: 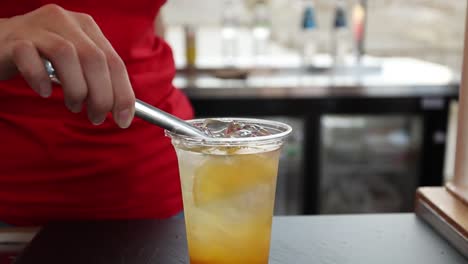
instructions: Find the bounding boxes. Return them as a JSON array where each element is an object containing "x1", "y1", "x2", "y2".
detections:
[
  {"x1": 252, "y1": 1, "x2": 271, "y2": 63},
  {"x1": 331, "y1": 0, "x2": 351, "y2": 69},
  {"x1": 300, "y1": 0, "x2": 318, "y2": 68},
  {"x1": 221, "y1": 0, "x2": 240, "y2": 66},
  {"x1": 184, "y1": 25, "x2": 197, "y2": 71},
  {"x1": 352, "y1": 0, "x2": 367, "y2": 64}
]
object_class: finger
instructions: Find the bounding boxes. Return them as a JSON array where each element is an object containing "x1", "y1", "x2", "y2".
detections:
[
  {"x1": 39, "y1": 10, "x2": 114, "y2": 125},
  {"x1": 76, "y1": 40, "x2": 114, "y2": 126},
  {"x1": 10, "y1": 40, "x2": 52, "y2": 98},
  {"x1": 72, "y1": 12, "x2": 135, "y2": 128},
  {"x1": 106, "y1": 54, "x2": 135, "y2": 129},
  {"x1": 34, "y1": 31, "x2": 87, "y2": 113}
]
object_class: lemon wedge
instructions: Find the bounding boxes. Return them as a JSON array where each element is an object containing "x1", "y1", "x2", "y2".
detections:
[{"x1": 193, "y1": 153, "x2": 278, "y2": 206}]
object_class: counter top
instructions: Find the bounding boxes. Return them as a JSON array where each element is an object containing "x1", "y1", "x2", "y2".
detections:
[
  {"x1": 173, "y1": 57, "x2": 459, "y2": 99},
  {"x1": 12, "y1": 214, "x2": 467, "y2": 264}
]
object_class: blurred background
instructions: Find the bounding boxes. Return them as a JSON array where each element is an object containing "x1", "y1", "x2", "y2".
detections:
[
  {"x1": 160, "y1": 0, "x2": 464, "y2": 215},
  {"x1": 162, "y1": 0, "x2": 465, "y2": 71}
]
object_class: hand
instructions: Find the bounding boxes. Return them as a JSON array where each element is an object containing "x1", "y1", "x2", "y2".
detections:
[{"x1": 0, "y1": 4, "x2": 135, "y2": 128}]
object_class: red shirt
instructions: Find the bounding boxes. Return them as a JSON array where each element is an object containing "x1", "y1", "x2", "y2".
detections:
[{"x1": 0, "y1": 0, "x2": 193, "y2": 225}]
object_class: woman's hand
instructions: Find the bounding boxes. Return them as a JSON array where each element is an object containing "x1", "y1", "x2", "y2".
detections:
[{"x1": 0, "y1": 4, "x2": 135, "y2": 128}]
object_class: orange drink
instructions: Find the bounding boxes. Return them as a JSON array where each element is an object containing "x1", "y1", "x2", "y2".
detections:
[{"x1": 167, "y1": 118, "x2": 291, "y2": 264}]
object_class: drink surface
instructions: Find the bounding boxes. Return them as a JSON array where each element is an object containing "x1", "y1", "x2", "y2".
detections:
[{"x1": 176, "y1": 146, "x2": 280, "y2": 264}]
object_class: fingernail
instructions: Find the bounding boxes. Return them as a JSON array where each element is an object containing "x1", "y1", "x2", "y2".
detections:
[
  {"x1": 65, "y1": 101, "x2": 82, "y2": 113},
  {"x1": 71, "y1": 103, "x2": 82, "y2": 113},
  {"x1": 91, "y1": 115, "x2": 106, "y2": 126},
  {"x1": 117, "y1": 108, "x2": 133, "y2": 129},
  {"x1": 39, "y1": 82, "x2": 52, "y2": 98}
]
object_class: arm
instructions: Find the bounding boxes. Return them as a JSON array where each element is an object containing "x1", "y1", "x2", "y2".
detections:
[{"x1": 0, "y1": 4, "x2": 135, "y2": 128}]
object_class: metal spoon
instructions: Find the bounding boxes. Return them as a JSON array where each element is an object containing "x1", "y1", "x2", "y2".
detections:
[{"x1": 43, "y1": 60, "x2": 207, "y2": 138}]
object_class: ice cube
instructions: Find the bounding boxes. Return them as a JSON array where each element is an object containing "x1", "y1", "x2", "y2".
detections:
[
  {"x1": 250, "y1": 125, "x2": 271, "y2": 137},
  {"x1": 231, "y1": 129, "x2": 253, "y2": 138},
  {"x1": 198, "y1": 119, "x2": 273, "y2": 138},
  {"x1": 200, "y1": 119, "x2": 232, "y2": 138},
  {"x1": 225, "y1": 121, "x2": 243, "y2": 137}
]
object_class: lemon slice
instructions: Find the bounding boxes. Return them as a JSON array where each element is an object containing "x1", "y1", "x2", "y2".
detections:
[{"x1": 193, "y1": 153, "x2": 278, "y2": 206}]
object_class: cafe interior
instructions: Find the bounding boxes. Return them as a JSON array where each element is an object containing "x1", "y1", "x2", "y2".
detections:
[{"x1": 1, "y1": 0, "x2": 468, "y2": 263}]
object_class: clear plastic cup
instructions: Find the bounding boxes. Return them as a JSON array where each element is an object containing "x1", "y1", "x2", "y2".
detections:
[{"x1": 166, "y1": 118, "x2": 292, "y2": 264}]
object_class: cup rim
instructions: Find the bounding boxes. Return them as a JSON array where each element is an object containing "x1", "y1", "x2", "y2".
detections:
[{"x1": 165, "y1": 117, "x2": 292, "y2": 145}]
